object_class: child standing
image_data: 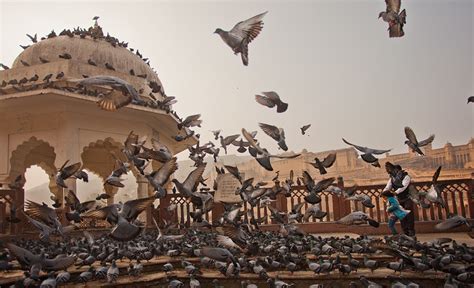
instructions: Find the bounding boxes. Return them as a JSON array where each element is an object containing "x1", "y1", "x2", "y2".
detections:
[{"x1": 382, "y1": 190, "x2": 411, "y2": 235}]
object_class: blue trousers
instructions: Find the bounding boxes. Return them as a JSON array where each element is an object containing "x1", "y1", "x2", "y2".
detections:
[{"x1": 388, "y1": 215, "x2": 398, "y2": 235}]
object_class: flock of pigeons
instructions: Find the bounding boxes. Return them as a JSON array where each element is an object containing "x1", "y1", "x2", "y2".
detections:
[{"x1": 0, "y1": 1, "x2": 473, "y2": 288}]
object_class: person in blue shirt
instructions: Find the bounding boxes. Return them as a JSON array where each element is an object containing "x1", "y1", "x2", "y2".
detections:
[{"x1": 382, "y1": 190, "x2": 411, "y2": 235}]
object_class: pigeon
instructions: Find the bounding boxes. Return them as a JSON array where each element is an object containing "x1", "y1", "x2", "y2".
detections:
[
  {"x1": 347, "y1": 194, "x2": 375, "y2": 208},
  {"x1": 75, "y1": 75, "x2": 144, "y2": 110},
  {"x1": 172, "y1": 164, "x2": 206, "y2": 197},
  {"x1": 39, "y1": 57, "x2": 49, "y2": 63},
  {"x1": 26, "y1": 33, "x2": 38, "y2": 43},
  {"x1": 107, "y1": 260, "x2": 119, "y2": 283},
  {"x1": 55, "y1": 160, "x2": 88, "y2": 188},
  {"x1": 337, "y1": 211, "x2": 380, "y2": 227},
  {"x1": 88, "y1": 59, "x2": 97, "y2": 66},
  {"x1": 220, "y1": 134, "x2": 240, "y2": 154},
  {"x1": 468, "y1": 96, "x2": 474, "y2": 103},
  {"x1": 418, "y1": 166, "x2": 446, "y2": 208},
  {"x1": 242, "y1": 128, "x2": 300, "y2": 171},
  {"x1": 379, "y1": 0, "x2": 407, "y2": 38},
  {"x1": 145, "y1": 157, "x2": 178, "y2": 198},
  {"x1": 214, "y1": 11, "x2": 268, "y2": 66},
  {"x1": 56, "y1": 71, "x2": 64, "y2": 79},
  {"x1": 105, "y1": 62, "x2": 115, "y2": 70},
  {"x1": 435, "y1": 214, "x2": 471, "y2": 231},
  {"x1": 58, "y1": 53, "x2": 72, "y2": 59},
  {"x1": 43, "y1": 73, "x2": 53, "y2": 82},
  {"x1": 300, "y1": 124, "x2": 311, "y2": 135},
  {"x1": 178, "y1": 114, "x2": 202, "y2": 130},
  {"x1": 342, "y1": 138, "x2": 391, "y2": 167},
  {"x1": 259, "y1": 123, "x2": 288, "y2": 151},
  {"x1": 0, "y1": 63, "x2": 9, "y2": 70},
  {"x1": 307, "y1": 153, "x2": 336, "y2": 175},
  {"x1": 224, "y1": 165, "x2": 244, "y2": 184},
  {"x1": 211, "y1": 130, "x2": 222, "y2": 140},
  {"x1": 404, "y1": 127, "x2": 434, "y2": 155},
  {"x1": 255, "y1": 91, "x2": 288, "y2": 113}
]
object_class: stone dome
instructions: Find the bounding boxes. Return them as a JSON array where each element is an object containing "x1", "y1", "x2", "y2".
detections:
[{"x1": 12, "y1": 34, "x2": 162, "y2": 86}]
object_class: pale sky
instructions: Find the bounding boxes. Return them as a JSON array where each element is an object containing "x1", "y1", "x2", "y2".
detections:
[{"x1": 1, "y1": 0, "x2": 473, "y2": 190}]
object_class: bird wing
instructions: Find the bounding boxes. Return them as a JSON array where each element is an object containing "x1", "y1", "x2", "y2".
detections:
[
  {"x1": 224, "y1": 165, "x2": 240, "y2": 179},
  {"x1": 82, "y1": 205, "x2": 117, "y2": 221},
  {"x1": 404, "y1": 127, "x2": 419, "y2": 145},
  {"x1": 242, "y1": 128, "x2": 264, "y2": 154},
  {"x1": 255, "y1": 94, "x2": 275, "y2": 108},
  {"x1": 386, "y1": 0, "x2": 401, "y2": 13},
  {"x1": 151, "y1": 157, "x2": 178, "y2": 185},
  {"x1": 301, "y1": 124, "x2": 311, "y2": 132},
  {"x1": 302, "y1": 171, "x2": 315, "y2": 189},
  {"x1": 97, "y1": 90, "x2": 132, "y2": 111},
  {"x1": 261, "y1": 91, "x2": 281, "y2": 102},
  {"x1": 418, "y1": 134, "x2": 435, "y2": 147},
  {"x1": 60, "y1": 162, "x2": 82, "y2": 179},
  {"x1": 223, "y1": 134, "x2": 241, "y2": 145},
  {"x1": 183, "y1": 114, "x2": 201, "y2": 125},
  {"x1": 292, "y1": 202, "x2": 304, "y2": 214},
  {"x1": 322, "y1": 153, "x2": 336, "y2": 168},
  {"x1": 271, "y1": 153, "x2": 301, "y2": 159},
  {"x1": 25, "y1": 200, "x2": 57, "y2": 225},
  {"x1": 6, "y1": 243, "x2": 39, "y2": 267},
  {"x1": 258, "y1": 123, "x2": 281, "y2": 142},
  {"x1": 183, "y1": 164, "x2": 206, "y2": 192},
  {"x1": 342, "y1": 138, "x2": 369, "y2": 153},
  {"x1": 121, "y1": 196, "x2": 156, "y2": 221},
  {"x1": 80, "y1": 200, "x2": 97, "y2": 213},
  {"x1": 229, "y1": 11, "x2": 267, "y2": 44},
  {"x1": 432, "y1": 166, "x2": 442, "y2": 184},
  {"x1": 314, "y1": 177, "x2": 336, "y2": 192}
]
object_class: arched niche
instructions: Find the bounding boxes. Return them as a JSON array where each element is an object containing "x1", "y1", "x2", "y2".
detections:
[
  {"x1": 24, "y1": 165, "x2": 55, "y2": 206},
  {"x1": 81, "y1": 137, "x2": 140, "y2": 201},
  {"x1": 9, "y1": 136, "x2": 58, "y2": 197}
]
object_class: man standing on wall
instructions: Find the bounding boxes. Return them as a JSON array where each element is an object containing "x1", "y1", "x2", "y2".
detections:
[{"x1": 382, "y1": 162, "x2": 415, "y2": 236}]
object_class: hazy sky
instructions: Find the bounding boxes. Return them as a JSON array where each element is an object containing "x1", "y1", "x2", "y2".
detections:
[{"x1": 1, "y1": 0, "x2": 473, "y2": 190}]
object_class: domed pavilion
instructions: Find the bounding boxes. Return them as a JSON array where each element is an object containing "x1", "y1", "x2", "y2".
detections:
[{"x1": 0, "y1": 22, "x2": 196, "y2": 234}]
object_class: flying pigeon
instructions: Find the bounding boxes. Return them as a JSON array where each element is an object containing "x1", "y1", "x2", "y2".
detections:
[
  {"x1": 259, "y1": 123, "x2": 288, "y2": 151},
  {"x1": 255, "y1": 91, "x2": 288, "y2": 113},
  {"x1": 307, "y1": 153, "x2": 336, "y2": 175},
  {"x1": 300, "y1": 124, "x2": 311, "y2": 135},
  {"x1": 404, "y1": 126, "x2": 435, "y2": 155},
  {"x1": 342, "y1": 138, "x2": 391, "y2": 167},
  {"x1": 214, "y1": 11, "x2": 268, "y2": 66},
  {"x1": 379, "y1": 0, "x2": 406, "y2": 38}
]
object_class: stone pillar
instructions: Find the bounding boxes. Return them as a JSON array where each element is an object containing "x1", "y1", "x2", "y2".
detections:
[{"x1": 136, "y1": 174, "x2": 152, "y2": 226}]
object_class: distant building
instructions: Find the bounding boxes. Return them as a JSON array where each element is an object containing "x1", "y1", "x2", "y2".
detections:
[{"x1": 206, "y1": 139, "x2": 474, "y2": 186}]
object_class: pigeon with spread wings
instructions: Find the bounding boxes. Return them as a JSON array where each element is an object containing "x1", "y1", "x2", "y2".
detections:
[
  {"x1": 145, "y1": 157, "x2": 178, "y2": 198},
  {"x1": 307, "y1": 153, "x2": 336, "y2": 175},
  {"x1": 342, "y1": 138, "x2": 391, "y2": 168},
  {"x1": 75, "y1": 75, "x2": 144, "y2": 110},
  {"x1": 404, "y1": 127, "x2": 435, "y2": 156},
  {"x1": 242, "y1": 128, "x2": 300, "y2": 171},
  {"x1": 258, "y1": 123, "x2": 288, "y2": 151},
  {"x1": 214, "y1": 11, "x2": 268, "y2": 66},
  {"x1": 255, "y1": 91, "x2": 288, "y2": 113},
  {"x1": 172, "y1": 164, "x2": 206, "y2": 198},
  {"x1": 379, "y1": 0, "x2": 406, "y2": 38},
  {"x1": 55, "y1": 160, "x2": 88, "y2": 189}
]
